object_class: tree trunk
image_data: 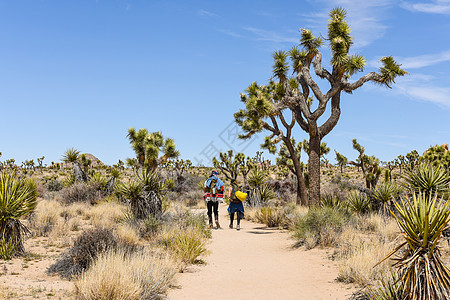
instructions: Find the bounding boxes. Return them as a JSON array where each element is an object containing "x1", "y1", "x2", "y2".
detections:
[
  {"x1": 308, "y1": 134, "x2": 321, "y2": 206},
  {"x1": 283, "y1": 138, "x2": 307, "y2": 205}
]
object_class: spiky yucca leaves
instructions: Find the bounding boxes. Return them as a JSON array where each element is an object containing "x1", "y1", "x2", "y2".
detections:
[
  {"x1": 115, "y1": 170, "x2": 167, "y2": 219},
  {"x1": 402, "y1": 162, "x2": 450, "y2": 197},
  {"x1": 62, "y1": 147, "x2": 80, "y2": 163},
  {"x1": 126, "y1": 128, "x2": 179, "y2": 172},
  {"x1": 371, "y1": 182, "x2": 400, "y2": 214},
  {"x1": 346, "y1": 191, "x2": 371, "y2": 214},
  {"x1": 0, "y1": 170, "x2": 37, "y2": 257},
  {"x1": 365, "y1": 272, "x2": 403, "y2": 300},
  {"x1": 383, "y1": 193, "x2": 450, "y2": 299}
]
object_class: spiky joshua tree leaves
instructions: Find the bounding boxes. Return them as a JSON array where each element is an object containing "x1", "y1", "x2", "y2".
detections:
[
  {"x1": 127, "y1": 128, "x2": 179, "y2": 173},
  {"x1": 0, "y1": 169, "x2": 37, "y2": 258},
  {"x1": 235, "y1": 8, "x2": 406, "y2": 205}
]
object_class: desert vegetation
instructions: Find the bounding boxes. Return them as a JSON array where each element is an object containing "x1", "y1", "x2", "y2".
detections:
[{"x1": 0, "y1": 7, "x2": 448, "y2": 300}]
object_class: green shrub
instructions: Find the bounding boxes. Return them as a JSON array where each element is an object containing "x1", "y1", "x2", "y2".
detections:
[{"x1": 292, "y1": 206, "x2": 352, "y2": 249}]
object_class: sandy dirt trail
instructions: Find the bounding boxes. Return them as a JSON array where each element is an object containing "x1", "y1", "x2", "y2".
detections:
[{"x1": 168, "y1": 203, "x2": 356, "y2": 300}]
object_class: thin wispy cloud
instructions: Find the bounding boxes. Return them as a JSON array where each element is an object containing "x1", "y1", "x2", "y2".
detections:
[
  {"x1": 401, "y1": 0, "x2": 450, "y2": 14},
  {"x1": 301, "y1": 0, "x2": 394, "y2": 48},
  {"x1": 243, "y1": 27, "x2": 298, "y2": 44},
  {"x1": 218, "y1": 29, "x2": 245, "y2": 39},
  {"x1": 395, "y1": 75, "x2": 450, "y2": 108},
  {"x1": 198, "y1": 9, "x2": 217, "y2": 17},
  {"x1": 399, "y1": 50, "x2": 450, "y2": 69}
]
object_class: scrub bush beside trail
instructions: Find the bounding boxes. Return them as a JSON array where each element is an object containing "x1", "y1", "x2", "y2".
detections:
[{"x1": 47, "y1": 227, "x2": 138, "y2": 279}]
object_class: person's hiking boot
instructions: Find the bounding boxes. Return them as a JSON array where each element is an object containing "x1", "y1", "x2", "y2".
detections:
[
  {"x1": 236, "y1": 224, "x2": 240, "y2": 231},
  {"x1": 209, "y1": 224, "x2": 213, "y2": 229},
  {"x1": 215, "y1": 220, "x2": 221, "y2": 229},
  {"x1": 229, "y1": 224, "x2": 233, "y2": 229}
]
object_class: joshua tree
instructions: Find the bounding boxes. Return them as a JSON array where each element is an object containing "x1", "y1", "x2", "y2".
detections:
[
  {"x1": 422, "y1": 144, "x2": 450, "y2": 171},
  {"x1": 212, "y1": 150, "x2": 243, "y2": 181},
  {"x1": 79, "y1": 154, "x2": 92, "y2": 175},
  {"x1": 235, "y1": 84, "x2": 308, "y2": 205},
  {"x1": 37, "y1": 156, "x2": 45, "y2": 173},
  {"x1": 334, "y1": 150, "x2": 347, "y2": 174},
  {"x1": 275, "y1": 139, "x2": 307, "y2": 198},
  {"x1": 126, "y1": 128, "x2": 179, "y2": 173},
  {"x1": 349, "y1": 139, "x2": 381, "y2": 189},
  {"x1": 62, "y1": 148, "x2": 87, "y2": 182},
  {"x1": 236, "y1": 8, "x2": 406, "y2": 205}
]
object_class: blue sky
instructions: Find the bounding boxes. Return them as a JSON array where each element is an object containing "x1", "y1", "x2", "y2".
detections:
[{"x1": 0, "y1": 0, "x2": 449, "y2": 167}]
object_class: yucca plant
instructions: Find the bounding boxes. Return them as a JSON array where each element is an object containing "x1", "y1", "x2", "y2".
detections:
[
  {"x1": 320, "y1": 192, "x2": 343, "y2": 208},
  {"x1": 371, "y1": 182, "x2": 400, "y2": 214},
  {"x1": 381, "y1": 192, "x2": 450, "y2": 299},
  {"x1": 0, "y1": 169, "x2": 37, "y2": 257},
  {"x1": 365, "y1": 272, "x2": 403, "y2": 300},
  {"x1": 402, "y1": 162, "x2": 450, "y2": 197},
  {"x1": 346, "y1": 191, "x2": 371, "y2": 214}
]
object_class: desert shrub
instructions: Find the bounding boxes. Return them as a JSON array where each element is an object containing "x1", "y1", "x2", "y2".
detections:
[
  {"x1": 182, "y1": 190, "x2": 204, "y2": 207},
  {"x1": 45, "y1": 179, "x2": 64, "y2": 192},
  {"x1": 47, "y1": 227, "x2": 135, "y2": 279},
  {"x1": 74, "y1": 248, "x2": 177, "y2": 300},
  {"x1": 27, "y1": 200, "x2": 62, "y2": 237},
  {"x1": 60, "y1": 182, "x2": 100, "y2": 205},
  {"x1": 163, "y1": 227, "x2": 207, "y2": 266},
  {"x1": 292, "y1": 206, "x2": 352, "y2": 249},
  {"x1": 254, "y1": 206, "x2": 283, "y2": 227}
]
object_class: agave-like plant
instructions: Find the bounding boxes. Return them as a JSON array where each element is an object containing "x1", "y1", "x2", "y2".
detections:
[
  {"x1": 402, "y1": 162, "x2": 450, "y2": 197},
  {"x1": 0, "y1": 169, "x2": 37, "y2": 257},
  {"x1": 381, "y1": 192, "x2": 450, "y2": 299},
  {"x1": 346, "y1": 191, "x2": 371, "y2": 214},
  {"x1": 371, "y1": 182, "x2": 400, "y2": 214}
]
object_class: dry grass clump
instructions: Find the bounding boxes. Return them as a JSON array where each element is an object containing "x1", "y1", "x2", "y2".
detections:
[
  {"x1": 157, "y1": 211, "x2": 210, "y2": 269},
  {"x1": 254, "y1": 207, "x2": 284, "y2": 227},
  {"x1": 246, "y1": 204, "x2": 307, "y2": 229},
  {"x1": 86, "y1": 201, "x2": 127, "y2": 228},
  {"x1": 74, "y1": 248, "x2": 177, "y2": 300},
  {"x1": 114, "y1": 224, "x2": 141, "y2": 247},
  {"x1": 336, "y1": 228, "x2": 394, "y2": 285},
  {"x1": 181, "y1": 190, "x2": 204, "y2": 207},
  {"x1": 60, "y1": 202, "x2": 91, "y2": 220},
  {"x1": 28, "y1": 199, "x2": 62, "y2": 237}
]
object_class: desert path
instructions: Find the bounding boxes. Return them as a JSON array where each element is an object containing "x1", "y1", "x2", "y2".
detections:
[{"x1": 167, "y1": 203, "x2": 356, "y2": 300}]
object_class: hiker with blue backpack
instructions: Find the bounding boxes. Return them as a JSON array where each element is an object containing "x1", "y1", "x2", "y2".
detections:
[
  {"x1": 227, "y1": 179, "x2": 245, "y2": 230},
  {"x1": 204, "y1": 170, "x2": 224, "y2": 229}
]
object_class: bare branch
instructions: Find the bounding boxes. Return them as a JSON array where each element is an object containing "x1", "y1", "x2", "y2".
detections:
[{"x1": 343, "y1": 72, "x2": 383, "y2": 92}]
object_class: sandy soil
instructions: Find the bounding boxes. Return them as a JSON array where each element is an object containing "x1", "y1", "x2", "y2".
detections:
[{"x1": 167, "y1": 203, "x2": 356, "y2": 300}]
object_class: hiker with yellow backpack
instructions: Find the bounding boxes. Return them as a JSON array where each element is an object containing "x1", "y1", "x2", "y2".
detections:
[
  {"x1": 203, "y1": 170, "x2": 224, "y2": 229},
  {"x1": 227, "y1": 179, "x2": 246, "y2": 230}
]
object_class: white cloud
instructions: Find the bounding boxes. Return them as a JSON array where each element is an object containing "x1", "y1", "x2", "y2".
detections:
[
  {"x1": 243, "y1": 27, "x2": 298, "y2": 44},
  {"x1": 395, "y1": 75, "x2": 450, "y2": 108},
  {"x1": 198, "y1": 9, "x2": 217, "y2": 17},
  {"x1": 401, "y1": 0, "x2": 450, "y2": 14},
  {"x1": 399, "y1": 50, "x2": 450, "y2": 69}
]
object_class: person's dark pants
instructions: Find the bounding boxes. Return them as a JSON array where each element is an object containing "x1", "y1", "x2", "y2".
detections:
[
  {"x1": 207, "y1": 201, "x2": 219, "y2": 225},
  {"x1": 230, "y1": 211, "x2": 243, "y2": 225}
]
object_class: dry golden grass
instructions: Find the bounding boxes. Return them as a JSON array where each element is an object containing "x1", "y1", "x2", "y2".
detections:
[
  {"x1": 114, "y1": 224, "x2": 141, "y2": 247},
  {"x1": 61, "y1": 202, "x2": 91, "y2": 220},
  {"x1": 86, "y1": 201, "x2": 127, "y2": 228},
  {"x1": 28, "y1": 199, "x2": 62, "y2": 237},
  {"x1": 336, "y1": 226, "x2": 395, "y2": 285},
  {"x1": 74, "y1": 248, "x2": 177, "y2": 300}
]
